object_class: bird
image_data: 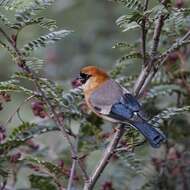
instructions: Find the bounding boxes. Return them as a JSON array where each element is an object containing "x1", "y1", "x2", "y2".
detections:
[{"x1": 73, "y1": 66, "x2": 166, "y2": 148}]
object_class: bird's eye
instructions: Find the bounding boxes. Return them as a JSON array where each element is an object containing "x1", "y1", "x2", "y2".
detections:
[
  {"x1": 79, "y1": 72, "x2": 91, "y2": 84},
  {"x1": 80, "y1": 72, "x2": 91, "y2": 80}
]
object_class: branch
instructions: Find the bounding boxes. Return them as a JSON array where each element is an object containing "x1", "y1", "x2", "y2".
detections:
[
  {"x1": 150, "y1": 14, "x2": 165, "y2": 58},
  {"x1": 158, "y1": 31, "x2": 190, "y2": 61},
  {"x1": 0, "y1": 27, "x2": 89, "y2": 182},
  {"x1": 141, "y1": 0, "x2": 149, "y2": 66},
  {"x1": 138, "y1": 32, "x2": 190, "y2": 94},
  {"x1": 83, "y1": 125, "x2": 125, "y2": 190},
  {"x1": 134, "y1": 12, "x2": 165, "y2": 97},
  {"x1": 67, "y1": 135, "x2": 79, "y2": 190}
]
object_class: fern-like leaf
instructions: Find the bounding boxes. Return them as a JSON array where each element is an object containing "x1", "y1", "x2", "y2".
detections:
[
  {"x1": 117, "y1": 51, "x2": 142, "y2": 64},
  {"x1": 116, "y1": 75, "x2": 137, "y2": 88},
  {"x1": 112, "y1": 0, "x2": 143, "y2": 11},
  {"x1": 21, "y1": 30, "x2": 72, "y2": 56},
  {"x1": 149, "y1": 106, "x2": 190, "y2": 128},
  {"x1": 25, "y1": 156, "x2": 67, "y2": 179},
  {"x1": 0, "y1": 139, "x2": 25, "y2": 155},
  {"x1": 0, "y1": 12, "x2": 13, "y2": 27},
  {"x1": 0, "y1": 80, "x2": 33, "y2": 95},
  {"x1": 12, "y1": 17, "x2": 57, "y2": 31},
  {"x1": 3, "y1": 0, "x2": 55, "y2": 11},
  {"x1": 116, "y1": 11, "x2": 142, "y2": 32},
  {"x1": 112, "y1": 42, "x2": 136, "y2": 50},
  {"x1": 29, "y1": 175, "x2": 57, "y2": 190},
  {"x1": 26, "y1": 57, "x2": 44, "y2": 73},
  {"x1": 142, "y1": 84, "x2": 185, "y2": 104},
  {"x1": 9, "y1": 122, "x2": 59, "y2": 141},
  {"x1": 0, "y1": 123, "x2": 60, "y2": 155},
  {"x1": 163, "y1": 11, "x2": 189, "y2": 36}
]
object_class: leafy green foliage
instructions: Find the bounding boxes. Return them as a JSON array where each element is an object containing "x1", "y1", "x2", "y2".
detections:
[
  {"x1": 29, "y1": 175, "x2": 57, "y2": 190},
  {"x1": 0, "y1": 80, "x2": 33, "y2": 94},
  {"x1": 112, "y1": 42, "x2": 136, "y2": 50},
  {"x1": 12, "y1": 17, "x2": 57, "y2": 31},
  {"x1": 0, "y1": 157, "x2": 9, "y2": 178},
  {"x1": 0, "y1": 139, "x2": 25, "y2": 155},
  {"x1": 149, "y1": 106, "x2": 190, "y2": 128},
  {"x1": 116, "y1": 152, "x2": 143, "y2": 174},
  {"x1": 117, "y1": 51, "x2": 142, "y2": 63},
  {"x1": 2, "y1": 0, "x2": 55, "y2": 11},
  {"x1": 116, "y1": 12, "x2": 142, "y2": 32},
  {"x1": 21, "y1": 30, "x2": 72, "y2": 56},
  {"x1": 112, "y1": 0, "x2": 143, "y2": 11},
  {"x1": 142, "y1": 84, "x2": 185, "y2": 104},
  {"x1": 26, "y1": 156, "x2": 67, "y2": 179},
  {"x1": 26, "y1": 156, "x2": 67, "y2": 189},
  {"x1": 0, "y1": 13, "x2": 12, "y2": 27},
  {"x1": 163, "y1": 9, "x2": 190, "y2": 36}
]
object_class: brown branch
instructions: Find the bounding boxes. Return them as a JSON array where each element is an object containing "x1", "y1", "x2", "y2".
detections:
[
  {"x1": 134, "y1": 12, "x2": 165, "y2": 97},
  {"x1": 0, "y1": 27, "x2": 89, "y2": 182},
  {"x1": 150, "y1": 15, "x2": 164, "y2": 58},
  {"x1": 157, "y1": 34, "x2": 190, "y2": 69},
  {"x1": 141, "y1": 0, "x2": 149, "y2": 66},
  {"x1": 67, "y1": 135, "x2": 79, "y2": 190},
  {"x1": 83, "y1": 125, "x2": 125, "y2": 190}
]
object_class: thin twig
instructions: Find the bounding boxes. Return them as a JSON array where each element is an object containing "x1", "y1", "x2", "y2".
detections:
[
  {"x1": 134, "y1": 13, "x2": 165, "y2": 96},
  {"x1": 141, "y1": 0, "x2": 149, "y2": 66},
  {"x1": 4, "y1": 95, "x2": 34, "y2": 127},
  {"x1": 67, "y1": 135, "x2": 79, "y2": 190},
  {"x1": 150, "y1": 14, "x2": 165, "y2": 58}
]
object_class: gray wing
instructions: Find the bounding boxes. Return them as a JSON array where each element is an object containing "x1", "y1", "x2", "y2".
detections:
[{"x1": 89, "y1": 79, "x2": 123, "y2": 114}]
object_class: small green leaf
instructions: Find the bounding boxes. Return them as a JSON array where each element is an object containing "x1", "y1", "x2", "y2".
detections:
[
  {"x1": 29, "y1": 175, "x2": 57, "y2": 190},
  {"x1": 21, "y1": 30, "x2": 72, "y2": 56},
  {"x1": 118, "y1": 52, "x2": 142, "y2": 63},
  {"x1": 0, "y1": 13, "x2": 13, "y2": 27},
  {"x1": 112, "y1": 42, "x2": 136, "y2": 50},
  {"x1": 149, "y1": 106, "x2": 190, "y2": 128},
  {"x1": 116, "y1": 11, "x2": 142, "y2": 32},
  {"x1": 142, "y1": 84, "x2": 185, "y2": 104},
  {"x1": 112, "y1": 0, "x2": 143, "y2": 11}
]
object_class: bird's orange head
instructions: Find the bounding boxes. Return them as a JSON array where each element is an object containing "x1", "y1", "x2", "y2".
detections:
[{"x1": 72, "y1": 66, "x2": 109, "y2": 95}]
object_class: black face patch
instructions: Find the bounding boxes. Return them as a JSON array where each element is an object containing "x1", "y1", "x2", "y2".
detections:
[{"x1": 80, "y1": 72, "x2": 91, "y2": 84}]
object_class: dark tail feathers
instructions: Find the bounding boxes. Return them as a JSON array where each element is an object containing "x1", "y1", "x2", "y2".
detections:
[{"x1": 132, "y1": 121, "x2": 166, "y2": 148}]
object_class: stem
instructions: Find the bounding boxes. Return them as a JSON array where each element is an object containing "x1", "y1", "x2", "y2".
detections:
[
  {"x1": 83, "y1": 125, "x2": 125, "y2": 190},
  {"x1": 150, "y1": 14, "x2": 164, "y2": 58},
  {"x1": 67, "y1": 135, "x2": 79, "y2": 190},
  {"x1": 134, "y1": 13, "x2": 165, "y2": 96},
  {"x1": 141, "y1": 0, "x2": 149, "y2": 66}
]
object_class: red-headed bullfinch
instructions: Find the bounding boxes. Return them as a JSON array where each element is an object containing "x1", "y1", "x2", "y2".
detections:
[{"x1": 73, "y1": 66, "x2": 166, "y2": 148}]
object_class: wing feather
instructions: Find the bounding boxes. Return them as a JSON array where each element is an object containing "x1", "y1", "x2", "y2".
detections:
[
  {"x1": 89, "y1": 79, "x2": 143, "y2": 120},
  {"x1": 89, "y1": 79, "x2": 123, "y2": 114}
]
